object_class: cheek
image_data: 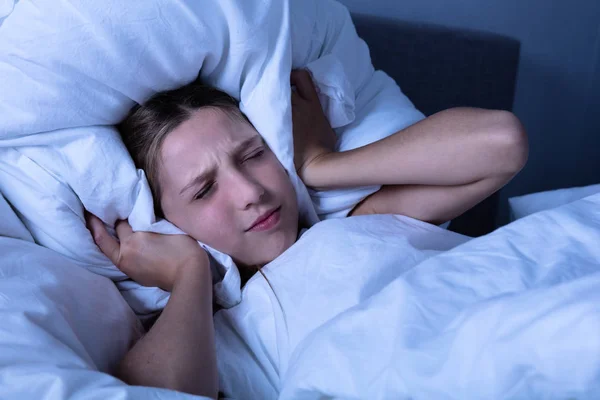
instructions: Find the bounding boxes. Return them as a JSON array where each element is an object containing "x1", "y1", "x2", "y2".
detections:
[
  {"x1": 256, "y1": 160, "x2": 298, "y2": 224},
  {"x1": 257, "y1": 159, "x2": 294, "y2": 196},
  {"x1": 168, "y1": 201, "x2": 236, "y2": 249},
  {"x1": 194, "y1": 204, "x2": 234, "y2": 246}
]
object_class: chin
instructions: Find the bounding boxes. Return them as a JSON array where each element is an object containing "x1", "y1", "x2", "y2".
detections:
[{"x1": 260, "y1": 233, "x2": 294, "y2": 265}]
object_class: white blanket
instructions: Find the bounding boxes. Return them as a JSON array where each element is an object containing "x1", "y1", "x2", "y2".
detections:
[
  {"x1": 0, "y1": 0, "x2": 424, "y2": 315},
  {"x1": 0, "y1": 192, "x2": 210, "y2": 399},
  {"x1": 215, "y1": 192, "x2": 600, "y2": 399},
  {"x1": 2, "y1": 190, "x2": 598, "y2": 399}
]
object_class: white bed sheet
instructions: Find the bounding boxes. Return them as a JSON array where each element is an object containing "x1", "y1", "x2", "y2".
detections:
[
  {"x1": 214, "y1": 192, "x2": 600, "y2": 399},
  {"x1": 2, "y1": 192, "x2": 598, "y2": 399}
]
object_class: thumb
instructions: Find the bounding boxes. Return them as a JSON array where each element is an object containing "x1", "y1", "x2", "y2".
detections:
[
  {"x1": 86, "y1": 212, "x2": 121, "y2": 266},
  {"x1": 291, "y1": 69, "x2": 319, "y2": 101}
]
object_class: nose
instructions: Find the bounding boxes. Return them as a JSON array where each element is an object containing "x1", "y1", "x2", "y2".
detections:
[{"x1": 228, "y1": 169, "x2": 266, "y2": 209}]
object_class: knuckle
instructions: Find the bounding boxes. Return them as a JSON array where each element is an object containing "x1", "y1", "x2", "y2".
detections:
[{"x1": 92, "y1": 231, "x2": 104, "y2": 245}]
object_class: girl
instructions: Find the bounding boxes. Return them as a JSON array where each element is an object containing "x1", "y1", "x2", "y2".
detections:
[{"x1": 87, "y1": 69, "x2": 527, "y2": 397}]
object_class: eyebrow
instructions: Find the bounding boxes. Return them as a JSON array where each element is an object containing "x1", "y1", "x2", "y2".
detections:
[{"x1": 178, "y1": 135, "x2": 264, "y2": 196}]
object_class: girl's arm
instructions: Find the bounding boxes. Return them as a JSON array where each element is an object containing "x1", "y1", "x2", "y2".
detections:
[
  {"x1": 301, "y1": 107, "x2": 527, "y2": 190},
  {"x1": 116, "y1": 262, "x2": 216, "y2": 397},
  {"x1": 291, "y1": 70, "x2": 528, "y2": 224},
  {"x1": 86, "y1": 214, "x2": 218, "y2": 398}
]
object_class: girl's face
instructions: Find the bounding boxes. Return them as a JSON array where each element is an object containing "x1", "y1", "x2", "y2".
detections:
[{"x1": 158, "y1": 108, "x2": 299, "y2": 267}]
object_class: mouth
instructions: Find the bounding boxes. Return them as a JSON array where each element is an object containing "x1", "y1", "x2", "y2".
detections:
[{"x1": 246, "y1": 206, "x2": 281, "y2": 232}]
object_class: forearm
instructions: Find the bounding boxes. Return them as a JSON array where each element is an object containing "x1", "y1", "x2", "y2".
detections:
[
  {"x1": 305, "y1": 108, "x2": 527, "y2": 190},
  {"x1": 350, "y1": 175, "x2": 512, "y2": 225},
  {"x1": 116, "y1": 264, "x2": 218, "y2": 398}
]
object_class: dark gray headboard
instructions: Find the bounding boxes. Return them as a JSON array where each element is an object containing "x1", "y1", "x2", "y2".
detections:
[{"x1": 352, "y1": 14, "x2": 521, "y2": 236}]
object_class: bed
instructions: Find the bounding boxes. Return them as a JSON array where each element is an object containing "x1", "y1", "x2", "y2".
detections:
[{"x1": 1, "y1": 2, "x2": 598, "y2": 399}]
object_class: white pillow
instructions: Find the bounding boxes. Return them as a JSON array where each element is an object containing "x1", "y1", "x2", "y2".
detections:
[
  {"x1": 0, "y1": 0, "x2": 424, "y2": 314},
  {"x1": 509, "y1": 183, "x2": 600, "y2": 221},
  {"x1": 0, "y1": 193, "x2": 178, "y2": 398},
  {"x1": 0, "y1": 0, "x2": 312, "y2": 315}
]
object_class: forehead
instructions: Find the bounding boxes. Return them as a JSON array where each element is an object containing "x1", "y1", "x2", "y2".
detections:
[
  {"x1": 161, "y1": 108, "x2": 255, "y2": 160},
  {"x1": 158, "y1": 108, "x2": 259, "y2": 193}
]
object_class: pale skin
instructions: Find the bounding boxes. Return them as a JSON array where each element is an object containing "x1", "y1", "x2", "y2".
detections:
[
  {"x1": 290, "y1": 70, "x2": 529, "y2": 223},
  {"x1": 87, "y1": 69, "x2": 528, "y2": 397},
  {"x1": 86, "y1": 214, "x2": 218, "y2": 398}
]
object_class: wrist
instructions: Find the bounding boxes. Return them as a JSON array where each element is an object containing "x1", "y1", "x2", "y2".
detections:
[
  {"x1": 173, "y1": 255, "x2": 211, "y2": 292},
  {"x1": 300, "y1": 151, "x2": 335, "y2": 190}
]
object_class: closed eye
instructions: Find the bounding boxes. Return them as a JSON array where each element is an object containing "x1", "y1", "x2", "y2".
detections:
[
  {"x1": 193, "y1": 181, "x2": 215, "y2": 200},
  {"x1": 243, "y1": 149, "x2": 265, "y2": 163}
]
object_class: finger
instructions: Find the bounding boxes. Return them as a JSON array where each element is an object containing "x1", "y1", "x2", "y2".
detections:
[
  {"x1": 86, "y1": 213, "x2": 121, "y2": 265},
  {"x1": 290, "y1": 69, "x2": 300, "y2": 83},
  {"x1": 290, "y1": 70, "x2": 306, "y2": 98},
  {"x1": 290, "y1": 69, "x2": 306, "y2": 83},
  {"x1": 291, "y1": 91, "x2": 301, "y2": 106},
  {"x1": 115, "y1": 219, "x2": 134, "y2": 240},
  {"x1": 290, "y1": 70, "x2": 305, "y2": 90},
  {"x1": 291, "y1": 69, "x2": 319, "y2": 101}
]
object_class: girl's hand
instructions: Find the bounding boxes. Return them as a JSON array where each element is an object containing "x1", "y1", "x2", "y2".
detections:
[
  {"x1": 291, "y1": 69, "x2": 337, "y2": 188},
  {"x1": 86, "y1": 213, "x2": 210, "y2": 292}
]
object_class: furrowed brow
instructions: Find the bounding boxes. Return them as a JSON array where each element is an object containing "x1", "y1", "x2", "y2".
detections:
[
  {"x1": 179, "y1": 136, "x2": 264, "y2": 196},
  {"x1": 179, "y1": 168, "x2": 215, "y2": 196},
  {"x1": 234, "y1": 135, "x2": 264, "y2": 154}
]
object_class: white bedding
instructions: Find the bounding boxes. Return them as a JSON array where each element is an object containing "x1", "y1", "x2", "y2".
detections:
[
  {"x1": 509, "y1": 183, "x2": 600, "y2": 221},
  {"x1": 0, "y1": 192, "x2": 209, "y2": 399},
  {"x1": 2, "y1": 1, "x2": 599, "y2": 398},
  {"x1": 0, "y1": 0, "x2": 424, "y2": 315},
  {"x1": 215, "y1": 192, "x2": 600, "y2": 399},
  {"x1": 1, "y1": 191, "x2": 598, "y2": 399}
]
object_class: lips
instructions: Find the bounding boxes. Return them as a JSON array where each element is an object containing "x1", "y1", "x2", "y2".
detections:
[{"x1": 246, "y1": 206, "x2": 281, "y2": 232}]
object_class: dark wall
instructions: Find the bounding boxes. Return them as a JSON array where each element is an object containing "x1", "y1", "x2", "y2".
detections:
[{"x1": 341, "y1": 0, "x2": 600, "y2": 224}]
